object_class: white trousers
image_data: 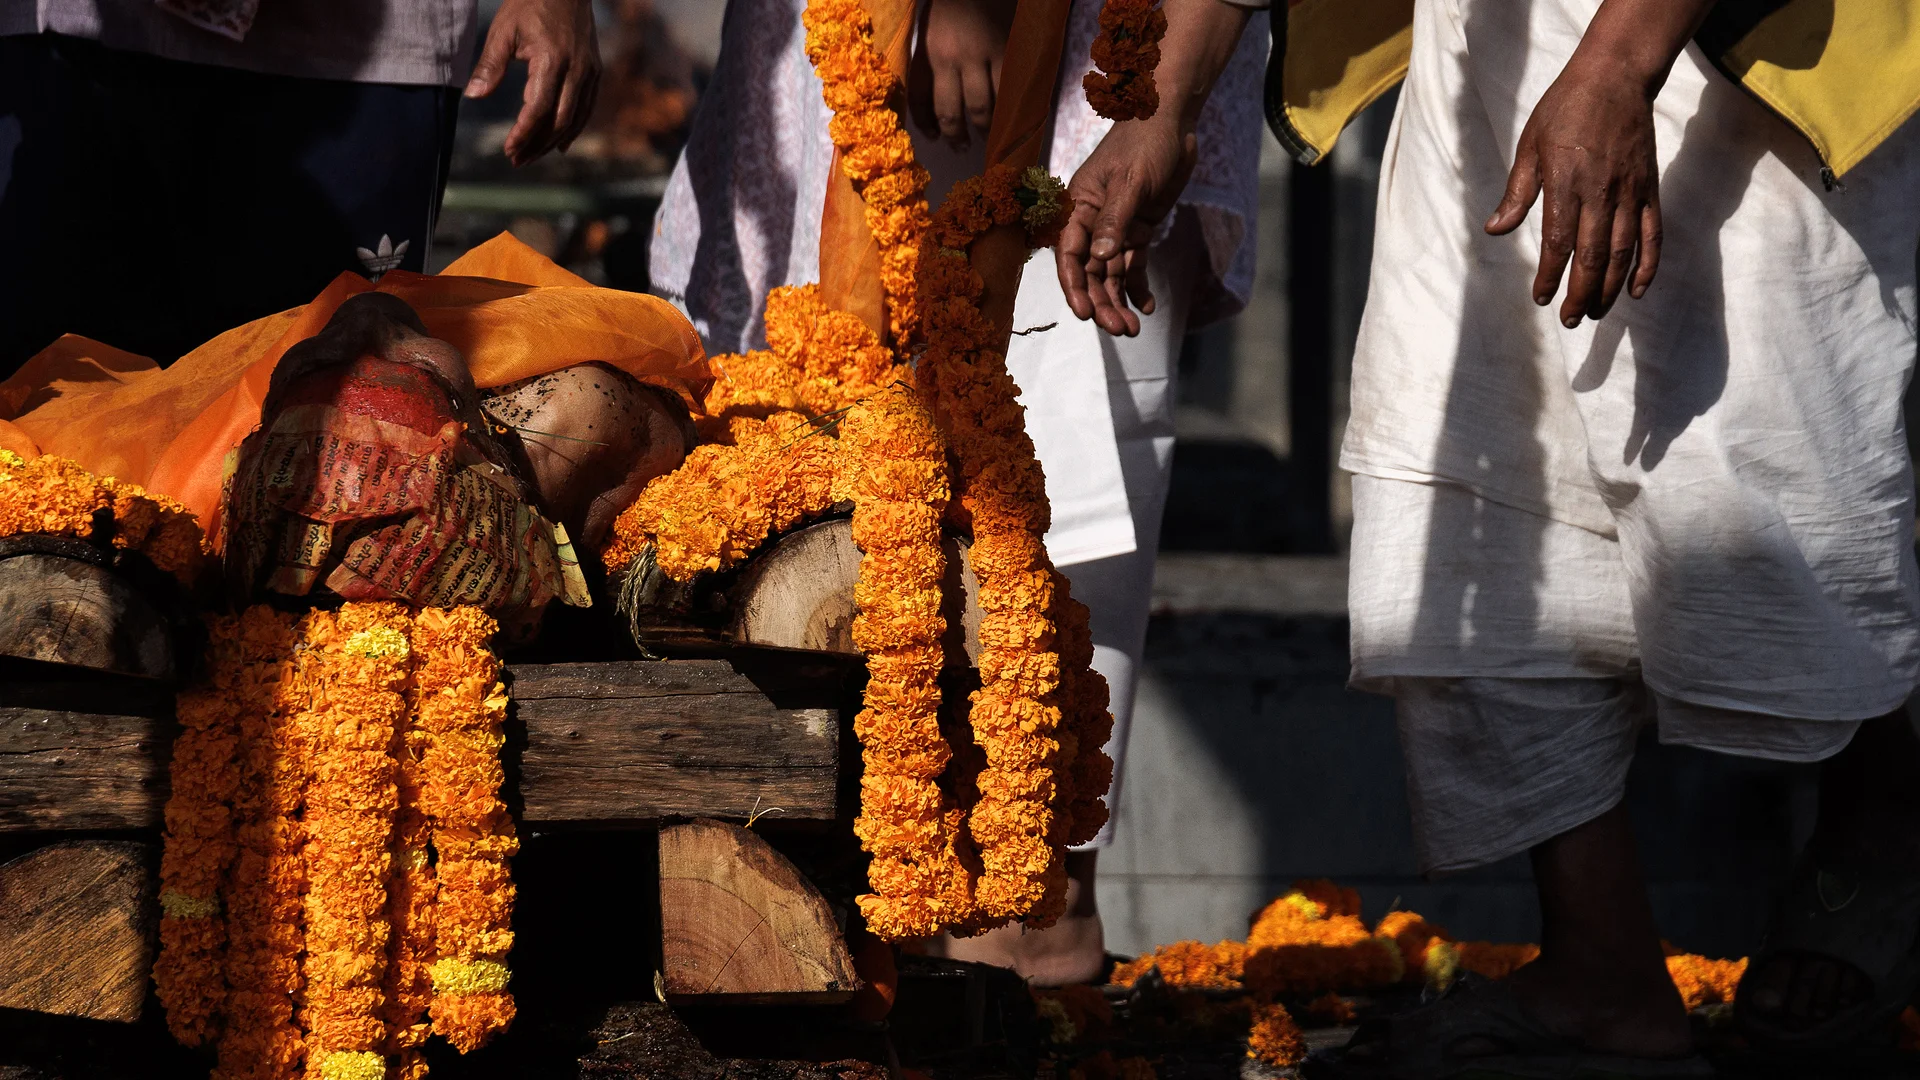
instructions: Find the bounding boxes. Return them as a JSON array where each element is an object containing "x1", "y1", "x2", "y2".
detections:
[
  {"x1": 1004, "y1": 213, "x2": 1204, "y2": 850},
  {"x1": 1356, "y1": 474, "x2": 1868, "y2": 873}
]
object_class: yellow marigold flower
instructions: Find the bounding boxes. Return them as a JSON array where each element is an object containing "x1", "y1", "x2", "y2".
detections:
[
  {"x1": 429, "y1": 958, "x2": 512, "y2": 996},
  {"x1": 159, "y1": 889, "x2": 221, "y2": 919},
  {"x1": 311, "y1": 1049, "x2": 388, "y2": 1080}
]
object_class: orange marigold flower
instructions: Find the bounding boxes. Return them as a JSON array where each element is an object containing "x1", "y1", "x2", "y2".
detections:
[
  {"x1": 1083, "y1": 0, "x2": 1166, "y2": 121},
  {"x1": 1246, "y1": 1000, "x2": 1307, "y2": 1068}
]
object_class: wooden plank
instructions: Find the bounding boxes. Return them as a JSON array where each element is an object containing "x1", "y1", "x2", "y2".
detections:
[
  {"x1": 659, "y1": 819, "x2": 860, "y2": 1003},
  {"x1": 510, "y1": 661, "x2": 841, "y2": 825},
  {"x1": 0, "y1": 660, "x2": 842, "y2": 833},
  {"x1": 0, "y1": 841, "x2": 157, "y2": 1022}
]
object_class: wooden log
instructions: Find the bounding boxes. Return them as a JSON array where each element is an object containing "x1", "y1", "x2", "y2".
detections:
[
  {"x1": 0, "y1": 841, "x2": 157, "y2": 1022},
  {"x1": 0, "y1": 676, "x2": 174, "y2": 832},
  {"x1": 658, "y1": 819, "x2": 861, "y2": 1003},
  {"x1": 0, "y1": 538, "x2": 172, "y2": 680},
  {"x1": 0, "y1": 659, "x2": 841, "y2": 834},
  {"x1": 725, "y1": 518, "x2": 982, "y2": 660}
]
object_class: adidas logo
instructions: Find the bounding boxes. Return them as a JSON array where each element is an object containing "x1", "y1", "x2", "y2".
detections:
[{"x1": 356, "y1": 234, "x2": 411, "y2": 278}]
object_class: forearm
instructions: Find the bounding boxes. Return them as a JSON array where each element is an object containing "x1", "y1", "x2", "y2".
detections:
[
  {"x1": 1153, "y1": 0, "x2": 1255, "y2": 132},
  {"x1": 1570, "y1": 0, "x2": 1716, "y2": 95}
]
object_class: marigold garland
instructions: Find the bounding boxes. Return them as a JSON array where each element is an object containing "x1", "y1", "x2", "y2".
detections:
[
  {"x1": 413, "y1": 606, "x2": 519, "y2": 1053},
  {"x1": 1245, "y1": 999, "x2": 1307, "y2": 1068},
  {"x1": 0, "y1": 448, "x2": 209, "y2": 584},
  {"x1": 154, "y1": 614, "x2": 247, "y2": 1048},
  {"x1": 915, "y1": 162, "x2": 1089, "y2": 928},
  {"x1": 1083, "y1": 0, "x2": 1166, "y2": 121},
  {"x1": 158, "y1": 603, "x2": 516, "y2": 1077},
  {"x1": 844, "y1": 385, "x2": 975, "y2": 939},
  {"x1": 803, "y1": 0, "x2": 932, "y2": 349},
  {"x1": 599, "y1": 0, "x2": 1093, "y2": 943}
]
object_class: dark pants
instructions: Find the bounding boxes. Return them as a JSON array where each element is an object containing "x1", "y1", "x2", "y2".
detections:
[{"x1": 0, "y1": 33, "x2": 460, "y2": 372}]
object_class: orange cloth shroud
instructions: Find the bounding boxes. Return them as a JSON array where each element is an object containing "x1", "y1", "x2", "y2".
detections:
[{"x1": 0, "y1": 232, "x2": 711, "y2": 544}]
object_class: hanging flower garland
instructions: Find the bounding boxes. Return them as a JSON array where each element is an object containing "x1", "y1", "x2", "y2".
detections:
[
  {"x1": 300, "y1": 606, "x2": 410, "y2": 1080},
  {"x1": 156, "y1": 602, "x2": 516, "y2": 1078},
  {"x1": 913, "y1": 162, "x2": 1089, "y2": 927},
  {"x1": 154, "y1": 612, "x2": 246, "y2": 1049},
  {"x1": 1083, "y1": 0, "x2": 1167, "y2": 122},
  {"x1": 413, "y1": 606, "x2": 518, "y2": 1053},
  {"x1": 599, "y1": 0, "x2": 1099, "y2": 941},
  {"x1": 0, "y1": 448, "x2": 209, "y2": 583},
  {"x1": 843, "y1": 385, "x2": 978, "y2": 939},
  {"x1": 802, "y1": 0, "x2": 933, "y2": 350}
]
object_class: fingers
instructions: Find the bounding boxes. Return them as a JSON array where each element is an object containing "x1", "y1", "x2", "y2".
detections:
[
  {"x1": 961, "y1": 61, "x2": 994, "y2": 135},
  {"x1": 466, "y1": 16, "x2": 516, "y2": 99},
  {"x1": 932, "y1": 62, "x2": 967, "y2": 147},
  {"x1": 506, "y1": 53, "x2": 563, "y2": 164},
  {"x1": 1557, "y1": 195, "x2": 1614, "y2": 328},
  {"x1": 1089, "y1": 252, "x2": 1141, "y2": 337},
  {"x1": 1056, "y1": 212, "x2": 1097, "y2": 322},
  {"x1": 552, "y1": 59, "x2": 598, "y2": 155},
  {"x1": 1123, "y1": 248, "x2": 1155, "y2": 318},
  {"x1": 907, "y1": 42, "x2": 940, "y2": 137},
  {"x1": 1088, "y1": 177, "x2": 1145, "y2": 264},
  {"x1": 1530, "y1": 171, "x2": 1578, "y2": 311},
  {"x1": 1485, "y1": 147, "x2": 1542, "y2": 236},
  {"x1": 1631, "y1": 198, "x2": 1662, "y2": 299},
  {"x1": 1591, "y1": 202, "x2": 1639, "y2": 318}
]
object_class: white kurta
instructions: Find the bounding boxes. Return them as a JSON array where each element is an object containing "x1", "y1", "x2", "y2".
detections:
[{"x1": 1344, "y1": 0, "x2": 1920, "y2": 722}]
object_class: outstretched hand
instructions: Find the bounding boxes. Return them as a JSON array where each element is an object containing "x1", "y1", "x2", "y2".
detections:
[
  {"x1": 466, "y1": 0, "x2": 602, "y2": 166},
  {"x1": 1054, "y1": 117, "x2": 1196, "y2": 337}
]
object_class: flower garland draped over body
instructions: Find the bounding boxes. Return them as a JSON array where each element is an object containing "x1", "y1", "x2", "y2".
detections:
[
  {"x1": 154, "y1": 601, "x2": 516, "y2": 1080},
  {"x1": 600, "y1": 0, "x2": 1111, "y2": 942}
]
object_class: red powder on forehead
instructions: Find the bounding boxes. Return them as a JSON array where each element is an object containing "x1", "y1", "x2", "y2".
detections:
[{"x1": 275, "y1": 355, "x2": 459, "y2": 436}]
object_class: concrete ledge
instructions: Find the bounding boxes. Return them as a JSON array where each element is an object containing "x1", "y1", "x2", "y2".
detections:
[{"x1": 1151, "y1": 554, "x2": 1348, "y2": 617}]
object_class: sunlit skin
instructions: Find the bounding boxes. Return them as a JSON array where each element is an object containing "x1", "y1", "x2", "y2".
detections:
[{"x1": 466, "y1": 0, "x2": 603, "y2": 165}]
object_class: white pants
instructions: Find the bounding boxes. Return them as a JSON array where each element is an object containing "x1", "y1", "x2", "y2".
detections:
[
  {"x1": 1004, "y1": 212, "x2": 1204, "y2": 850},
  {"x1": 1356, "y1": 474, "x2": 1867, "y2": 873}
]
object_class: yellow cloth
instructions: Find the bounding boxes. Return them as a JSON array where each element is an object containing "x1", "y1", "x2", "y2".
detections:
[
  {"x1": 0, "y1": 233, "x2": 710, "y2": 539},
  {"x1": 1273, "y1": 0, "x2": 1920, "y2": 179}
]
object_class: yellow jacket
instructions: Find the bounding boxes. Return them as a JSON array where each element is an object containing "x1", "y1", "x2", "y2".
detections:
[{"x1": 1268, "y1": 0, "x2": 1920, "y2": 181}]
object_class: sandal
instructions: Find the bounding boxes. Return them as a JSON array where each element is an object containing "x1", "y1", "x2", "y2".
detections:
[
  {"x1": 1315, "y1": 975, "x2": 1712, "y2": 1080},
  {"x1": 1734, "y1": 856, "x2": 1920, "y2": 1051}
]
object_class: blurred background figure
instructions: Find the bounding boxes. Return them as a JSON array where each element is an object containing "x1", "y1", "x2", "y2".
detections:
[{"x1": 0, "y1": 0, "x2": 599, "y2": 371}]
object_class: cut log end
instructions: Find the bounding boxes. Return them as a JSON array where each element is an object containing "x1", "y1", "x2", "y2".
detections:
[
  {"x1": 726, "y1": 519, "x2": 981, "y2": 661},
  {"x1": 659, "y1": 819, "x2": 860, "y2": 1003},
  {"x1": 0, "y1": 540, "x2": 173, "y2": 680},
  {"x1": 0, "y1": 841, "x2": 157, "y2": 1022}
]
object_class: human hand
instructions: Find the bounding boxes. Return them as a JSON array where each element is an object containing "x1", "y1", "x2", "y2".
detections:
[
  {"x1": 1486, "y1": 54, "x2": 1664, "y2": 328},
  {"x1": 1055, "y1": 116, "x2": 1196, "y2": 337},
  {"x1": 909, "y1": 0, "x2": 1016, "y2": 149},
  {"x1": 466, "y1": 0, "x2": 602, "y2": 166}
]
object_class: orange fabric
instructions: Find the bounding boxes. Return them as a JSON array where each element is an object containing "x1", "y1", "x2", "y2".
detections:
[
  {"x1": 975, "y1": 0, "x2": 1075, "y2": 335},
  {"x1": 1, "y1": 232, "x2": 709, "y2": 539}
]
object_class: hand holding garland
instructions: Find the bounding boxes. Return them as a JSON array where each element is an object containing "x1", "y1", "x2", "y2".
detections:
[{"x1": 1056, "y1": 0, "x2": 1253, "y2": 336}]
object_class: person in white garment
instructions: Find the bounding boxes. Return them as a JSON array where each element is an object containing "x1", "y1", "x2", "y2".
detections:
[
  {"x1": 1063, "y1": 0, "x2": 1920, "y2": 1071},
  {"x1": 650, "y1": 0, "x2": 1267, "y2": 983}
]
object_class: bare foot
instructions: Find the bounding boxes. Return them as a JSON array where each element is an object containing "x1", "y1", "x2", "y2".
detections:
[
  {"x1": 1505, "y1": 955, "x2": 1692, "y2": 1059},
  {"x1": 1741, "y1": 708, "x2": 1920, "y2": 1035},
  {"x1": 923, "y1": 850, "x2": 1106, "y2": 986},
  {"x1": 1511, "y1": 804, "x2": 1693, "y2": 1059}
]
